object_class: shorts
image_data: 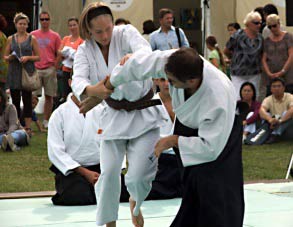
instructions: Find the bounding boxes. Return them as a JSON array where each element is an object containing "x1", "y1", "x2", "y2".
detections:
[{"x1": 34, "y1": 66, "x2": 57, "y2": 97}]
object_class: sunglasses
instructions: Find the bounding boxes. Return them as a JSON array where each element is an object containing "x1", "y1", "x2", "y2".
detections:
[
  {"x1": 40, "y1": 18, "x2": 50, "y2": 21},
  {"x1": 268, "y1": 24, "x2": 278, "y2": 29},
  {"x1": 252, "y1": 21, "x2": 262, "y2": 25}
]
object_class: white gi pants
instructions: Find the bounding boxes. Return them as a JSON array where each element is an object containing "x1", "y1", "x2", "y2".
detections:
[{"x1": 95, "y1": 128, "x2": 159, "y2": 226}]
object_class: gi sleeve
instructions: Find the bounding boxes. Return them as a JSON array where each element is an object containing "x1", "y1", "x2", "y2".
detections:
[
  {"x1": 178, "y1": 108, "x2": 231, "y2": 166},
  {"x1": 47, "y1": 109, "x2": 80, "y2": 176},
  {"x1": 71, "y1": 44, "x2": 91, "y2": 99},
  {"x1": 110, "y1": 49, "x2": 176, "y2": 87}
]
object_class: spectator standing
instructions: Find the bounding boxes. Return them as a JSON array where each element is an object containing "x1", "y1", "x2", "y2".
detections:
[
  {"x1": 262, "y1": 14, "x2": 293, "y2": 94},
  {"x1": 150, "y1": 8, "x2": 189, "y2": 50},
  {"x1": 58, "y1": 17, "x2": 83, "y2": 103},
  {"x1": 0, "y1": 89, "x2": 29, "y2": 151},
  {"x1": 4, "y1": 13, "x2": 40, "y2": 136},
  {"x1": 114, "y1": 18, "x2": 130, "y2": 26},
  {"x1": 206, "y1": 35, "x2": 226, "y2": 74},
  {"x1": 31, "y1": 11, "x2": 61, "y2": 129},
  {"x1": 254, "y1": 6, "x2": 266, "y2": 34},
  {"x1": 0, "y1": 14, "x2": 8, "y2": 90},
  {"x1": 262, "y1": 4, "x2": 285, "y2": 39},
  {"x1": 227, "y1": 22, "x2": 241, "y2": 36},
  {"x1": 142, "y1": 20, "x2": 156, "y2": 43},
  {"x1": 225, "y1": 22, "x2": 241, "y2": 78},
  {"x1": 238, "y1": 82, "x2": 261, "y2": 142},
  {"x1": 259, "y1": 78, "x2": 293, "y2": 143},
  {"x1": 224, "y1": 11, "x2": 263, "y2": 99}
]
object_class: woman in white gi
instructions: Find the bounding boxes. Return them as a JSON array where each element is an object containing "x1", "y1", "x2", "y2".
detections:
[
  {"x1": 71, "y1": 2, "x2": 164, "y2": 227},
  {"x1": 101, "y1": 48, "x2": 244, "y2": 226}
]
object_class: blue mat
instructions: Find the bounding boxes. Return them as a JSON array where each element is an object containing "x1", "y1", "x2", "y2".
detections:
[{"x1": 0, "y1": 183, "x2": 293, "y2": 227}]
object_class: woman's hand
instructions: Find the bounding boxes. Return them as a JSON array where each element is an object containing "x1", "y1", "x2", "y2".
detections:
[
  {"x1": 20, "y1": 56, "x2": 30, "y2": 63},
  {"x1": 120, "y1": 54, "x2": 133, "y2": 65},
  {"x1": 4, "y1": 55, "x2": 15, "y2": 62},
  {"x1": 154, "y1": 135, "x2": 179, "y2": 158}
]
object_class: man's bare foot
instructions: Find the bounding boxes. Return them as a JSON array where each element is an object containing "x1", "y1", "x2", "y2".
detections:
[
  {"x1": 106, "y1": 221, "x2": 116, "y2": 227},
  {"x1": 129, "y1": 198, "x2": 144, "y2": 227}
]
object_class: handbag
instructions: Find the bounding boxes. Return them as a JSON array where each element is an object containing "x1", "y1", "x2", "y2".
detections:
[
  {"x1": 21, "y1": 66, "x2": 41, "y2": 91},
  {"x1": 18, "y1": 35, "x2": 41, "y2": 91}
]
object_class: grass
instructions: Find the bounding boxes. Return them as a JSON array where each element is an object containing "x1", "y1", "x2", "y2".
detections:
[{"x1": 0, "y1": 128, "x2": 292, "y2": 193}]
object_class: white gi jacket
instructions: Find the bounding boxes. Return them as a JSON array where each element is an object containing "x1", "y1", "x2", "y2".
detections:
[
  {"x1": 110, "y1": 50, "x2": 237, "y2": 167},
  {"x1": 72, "y1": 25, "x2": 165, "y2": 140},
  {"x1": 47, "y1": 94, "x2": 103, "y2": 176}
]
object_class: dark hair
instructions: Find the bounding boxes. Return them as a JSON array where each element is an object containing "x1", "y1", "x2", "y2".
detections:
[
  {"x1": 205, "y1": 35, "x2": 226, "y2": 72},
  {"x1": 0, "y1": 14, "x2": 7, "y2": 30},
  {"x1": 165, "y1": 47, "x2": 203, "y2": 82},
  {"x1": 68, "y1": 17, "x2": 78, "y2": 24},
  {"x1": 115, "y1": 18, "x2": 130, "y2": 25},
  {"x1": 263, "y1": 4, "x2": 279, "y2": 15},
  {"x1": 0, "y1": 89, "x2": 7, "y2": 115},
  {"x1": 270, "y1": 77, "x2": 285, "y2": 86},
  {"x1": 254, "y1": 7, "x2": 265, "y2": 21},
  {"x1": 39, "y1": 11, "x2": 50, "y2": 18},
  {"x1": 79, "y1": 2, "x2": 113, "y2": 40},
  {"x1": 143, "y1": 20, "x2": 156, "y2": 34},
  {"x1": 227, "y1": 22, "x2": 241, "y2": 30},
  {"x1": 159, "y1": 8, "x2": 173, "y2": 19},
  {"x1": 239, "y1": 82, "x2": 256, "y2": 101}
]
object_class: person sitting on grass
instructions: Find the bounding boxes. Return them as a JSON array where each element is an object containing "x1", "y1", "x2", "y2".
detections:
[
  {"x1": 0, "y1": 89, "x2": 29, "y2": 151},
  {"x1": 259, "y1": 78, "x2": 293, "y2": 144},
  {"x1": 239, "y1": 82, "x2": 261, "y2": 143}
]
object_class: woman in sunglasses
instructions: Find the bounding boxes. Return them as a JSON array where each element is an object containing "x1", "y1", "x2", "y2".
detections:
[
  {"x1": 262, "y1": 14, "x2": 293, "y2": 94},
  {"x1": 224, "y1": 11, "x2": 263, "y2": 100}
]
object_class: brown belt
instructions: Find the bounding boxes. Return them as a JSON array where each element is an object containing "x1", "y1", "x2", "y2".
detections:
[{"x1": 105, "y1": 89, "x2": 161, "y2": 112}]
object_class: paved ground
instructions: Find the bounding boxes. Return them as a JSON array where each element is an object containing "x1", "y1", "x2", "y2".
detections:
[{"x1": 0, "y1": 182, "x2": 293, "y2": 227}]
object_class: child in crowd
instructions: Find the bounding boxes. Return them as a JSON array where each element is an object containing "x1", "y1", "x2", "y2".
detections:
[{"x1": 31, "y1": 96, "x2": 46, "y2": 133}]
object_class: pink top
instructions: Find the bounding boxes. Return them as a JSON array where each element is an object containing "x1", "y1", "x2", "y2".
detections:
[{"x1": 31, "y1": 29, "x2": 61, "y2": 69}]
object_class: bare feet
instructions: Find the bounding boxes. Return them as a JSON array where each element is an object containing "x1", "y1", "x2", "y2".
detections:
[{"x1": 129, "y1": 198, "x2": 144, "y2": 227}]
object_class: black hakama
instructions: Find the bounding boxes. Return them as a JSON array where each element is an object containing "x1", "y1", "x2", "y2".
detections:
[{"x1": 170, "y1": 115, "x2": 244, "y2": 227}]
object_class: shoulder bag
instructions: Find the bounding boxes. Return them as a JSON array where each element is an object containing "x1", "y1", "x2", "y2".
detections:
[{"x1": 18, "y1": 35, "x2": 41, "y2": 91}]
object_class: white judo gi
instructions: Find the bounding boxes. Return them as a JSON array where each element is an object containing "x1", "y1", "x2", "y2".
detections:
[
  {"x1": 71, "y1": 25, "x2": 165, "y2": 225},
  {"x1": 110, "y1": 49, "x2": 237, "y2": 167},
  {"x1": 47, "y1": 94, "x2": 102, "y2": 175}
]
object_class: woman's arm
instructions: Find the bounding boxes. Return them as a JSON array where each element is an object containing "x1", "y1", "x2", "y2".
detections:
[
  {"x1": 3, "y1": 36, "x2": 14, "y2": 62},
  {"x1": 262, "y1": 52, "x2": 274, "y2": 79}
]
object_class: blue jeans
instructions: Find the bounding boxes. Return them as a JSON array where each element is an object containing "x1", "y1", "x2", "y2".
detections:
[{"x1": 0, "y1": 130, "x2": 27, "y2": 146}]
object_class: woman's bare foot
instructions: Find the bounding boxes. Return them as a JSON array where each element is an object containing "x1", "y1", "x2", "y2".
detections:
[
  {"x1": 106, "y1": 221, "x2": 116, "y2": 227},
  {"x1": 129, "y1": 198, "x2": 144, "y2": 227}
]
